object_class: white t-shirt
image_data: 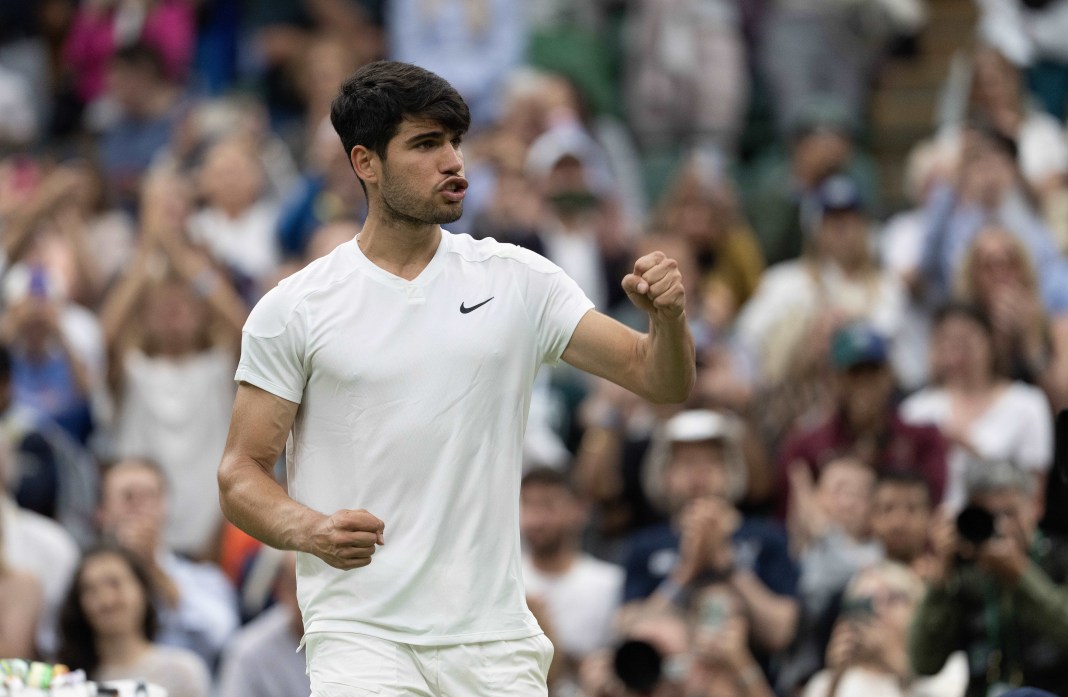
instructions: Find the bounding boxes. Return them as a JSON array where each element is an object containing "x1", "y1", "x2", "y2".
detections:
[
  {"x1": 236, "y1": 231, "x2": 594, "y2": 645},
  {"x1": 900, "y1": 382, "x2": 1052, "y2": 509},
  {"x1": 522, "y1": 554, "x2": 624, "y2": 658},
  {"x1": 114, "y1": 348, "x2": 236, "y2": 555}
]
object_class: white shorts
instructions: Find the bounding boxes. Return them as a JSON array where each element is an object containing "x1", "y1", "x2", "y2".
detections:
[{"x1": 303, "y1": 632, "x2": 554, "y2": 697}]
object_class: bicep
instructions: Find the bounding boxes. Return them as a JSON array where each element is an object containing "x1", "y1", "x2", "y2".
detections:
[
  {"x1": 222, "y1": 382, "x2": 300, "y2": 474},
  {"x1": 560, "y1": 310, "x2": 644, "y2": 393}
]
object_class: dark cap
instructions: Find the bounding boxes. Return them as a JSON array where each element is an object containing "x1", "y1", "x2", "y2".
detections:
[
  {"x1": 817, "y1": 174, "x2": 865, "y2": 214},
  {"x1": 830, "y1": 323, "x2": 888, "y2": 370}
]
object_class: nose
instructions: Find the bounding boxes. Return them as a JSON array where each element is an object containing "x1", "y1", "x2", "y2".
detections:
[{"x1": 439, "y1": 143, "x2": 463, "y2": 174}]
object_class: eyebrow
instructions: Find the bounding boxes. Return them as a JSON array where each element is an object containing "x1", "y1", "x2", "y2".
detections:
[{"x1": 404, "y1": 130, "x2": 446, "y2": 145}]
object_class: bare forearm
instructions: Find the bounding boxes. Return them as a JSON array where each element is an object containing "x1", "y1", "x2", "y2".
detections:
[
  {"x1": 218, "y1": 456, "x2": 323, "y2": 552},
  {"x1": 640, "y1": 313, "x2": 695, "y2": 403},
  {"x1": 731, "y1": 570, "x2": 799, "y2": 652}
]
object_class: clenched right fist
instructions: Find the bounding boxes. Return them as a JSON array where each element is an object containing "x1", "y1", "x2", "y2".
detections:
[{"x1": 307, "y1": 509, "x2": 386, "y2": 570}]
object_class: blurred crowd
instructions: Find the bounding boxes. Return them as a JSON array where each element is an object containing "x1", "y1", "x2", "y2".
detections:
[{"x1": 3, "y1": 0, "x2": 1068, "y2": 696}]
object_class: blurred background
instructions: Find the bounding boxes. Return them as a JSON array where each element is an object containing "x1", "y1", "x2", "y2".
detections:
[{"x1": 3, "y1": 1, "x2": 1068, "y2": 696}]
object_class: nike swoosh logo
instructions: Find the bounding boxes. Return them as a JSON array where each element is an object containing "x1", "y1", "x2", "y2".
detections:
[{"x1": 460, "y1": 297, "x2": 494, "y2": 314}]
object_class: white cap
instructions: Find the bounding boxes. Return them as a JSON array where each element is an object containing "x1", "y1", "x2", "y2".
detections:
[
  {"x1": 663, "y1": 409, "x2": 737, "y2": 444},
  {"x1": 644, "y1": 409, "x2": 749, "y2": 508}
]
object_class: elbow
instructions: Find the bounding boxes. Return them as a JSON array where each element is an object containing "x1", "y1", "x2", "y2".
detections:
[
  {"x1": 217, "y1": 456, "x2": 239, "y2": 522},
  {"x1": 647, "y1": 368, "x2": 697, "y2": 405}
]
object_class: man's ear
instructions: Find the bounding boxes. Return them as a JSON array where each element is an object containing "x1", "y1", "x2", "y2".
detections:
[{"x1": 350, "y1": 145, "x2": 378, "y2": 185}]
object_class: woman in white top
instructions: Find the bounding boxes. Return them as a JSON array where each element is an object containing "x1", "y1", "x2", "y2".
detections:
[
  {"x1": 900, "y1": 303, "x2": 1052, "y2": 509},
  {"x1": 56, "y1": 546, "x2": 210, "y2": 697}
]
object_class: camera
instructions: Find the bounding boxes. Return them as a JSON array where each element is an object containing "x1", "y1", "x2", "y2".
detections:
[
  {"x1": 614, "y1": 639, "x2": 663, "y2": 694},
  {"x1": 956, "y1": 504, "x2": 996, "y2": 545}
]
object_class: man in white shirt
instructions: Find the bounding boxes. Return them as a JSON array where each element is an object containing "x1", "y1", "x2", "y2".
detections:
[
  {"x1": 217, "y1": 60, "x2": 695, "y2": 697},
  {"x1": 520, "y1": 467, "x2": 624, "y2": 690}
]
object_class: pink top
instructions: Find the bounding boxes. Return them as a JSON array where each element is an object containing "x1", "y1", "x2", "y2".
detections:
[{"x1": 63, "y1": 0, "x2": 195, "y2": 102}]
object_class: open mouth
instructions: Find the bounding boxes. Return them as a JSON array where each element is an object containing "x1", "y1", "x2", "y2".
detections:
[{"x1": 441, "y1": 177, "x2": 468, "y2": 202}]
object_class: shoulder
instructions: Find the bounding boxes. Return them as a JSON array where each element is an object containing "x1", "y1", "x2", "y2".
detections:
[
  {"x1": 246, "y1": 243, "x2": 359, "y2": 336},
  {"x1": 12, "y1": 508, "x2": 79, "y2": 563},
  {"x1": 900, "y1": 388, "x2": 947, "y2": 421},
  {"x1": 576, "y1": 554, "x2": 625, "y2": 584},
  {"x1": 146, "y1": 645, "x2": 210, "y2": 678},
  {"x1": 1002, "y1": 381, "x2": 1050, "y2": 409},
  {"x1": 444, "y1": 232, "x2": 565, "y2": 276}
]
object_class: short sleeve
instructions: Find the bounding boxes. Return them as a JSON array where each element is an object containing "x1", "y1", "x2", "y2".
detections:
[
  {"x1": 234, "y1": 286, "x2": 308, "y2": 404},
  {"x1": 517, "y1": 252, "x2": 594, "y2": 365}
]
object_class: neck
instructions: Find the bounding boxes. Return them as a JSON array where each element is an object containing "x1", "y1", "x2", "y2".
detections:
[
  {"x1": 356, "y1": 217, "x2": 441, "y2": 280},
  {"x1": 95, "y1": 633, "x2": 150, "y2": 668},
  {"x1": 531, "y1": 546, "x2": 578, "y2": 575},
  {"x1": 950, "y1": 373, "x2": 996, "y2": 395}
]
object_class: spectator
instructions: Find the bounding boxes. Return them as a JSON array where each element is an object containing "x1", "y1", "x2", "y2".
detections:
[
  {"x1": 760, "y1": 0, "x2": 924, "y2": 136},
  {"x1": 938, "y1": 44, "x2": 1068, "y2": 198},
  {"x1": 626, "y1": 409, "x2": 800, "y2": 658},
  {"x1": 686, "y1": 583, "x2": 776, "y2": 697},
  {"x1": 0, "y1": 338, "x2": 97, "y2": 548},
  {"x1": 654, "y1": 151, "x2": 765, "y2": 311},
  {"x1": 95, "y1": 42, "x2": 190, "y2": 211},
  {"x1": 920, "y1": 121, "x2": 1068, "y2": 314},
  {"x1": 520, "y1": 466, "x2": 625, "y2": 691},
  {"x1": 386, "y1": 0, "x2": 526, "y2": 128},
  {"x1": 96, "y1": 458, "x2": 240, "y2": 669},
  {"x1": 577, "y1": 602, "x2": 693, "y2": 697},
  {"x1": 868, "y1": 471, "x2": 935, "y2": 572},
  {"x1": 623, "y1": 0, "x2": 749, "y2": 157},
  {"x1": 188, "y1": 135, "x2": 282, "y2": 295},
  {"x1": 878, "y1": 138, "x2": 960, "y2": 391},
  {"x1": 525, "y1": 123, "x2": 632, "y2": 313},
  {"x1": 215, "y1": 550, "x2": 309, "y2": 697},
  {"x1": 776, "y1": 456, "x2": 882, "y2": 694},
  {"x1": 901, "y1": 303, "x2": 1052, "y2": 510},
  {"x1": 777, "y1": 323, "x2": 948, "y2": 511},
  {"x1": 0, "y1": 501, "x2": 42, "y2": 659},
  {"x1": 63, "y1": 0, "x2": 195, "y2": 108},
  {"x1": 0, "y1": 429, "x2": 78, "y2": 659},
  {"x1": 101, "y1": 168, "x2": 246, "y2": 557},
  {"x1": 804, "y1": 561, "x2": 967, "y2": 697},
  {"x1": 1, "y1": 263, "x2": 94, "y2": 445},
  {"x1": 789, "y1": 457, "x2": 882, "y2": 620},
  {"x1": 738, "y1": 175, "x2": 906, "y2": 419},
  {"x1": 910, "y1": 462, "x2": 1068, "y2": 696},
  {"x1": 276, "y1": 117, "x2": 367, "y2": 260},
  {"x1": 743, "y1": 102, "x2": 879, "y2": 267},
  {"x1": 56, "y1": 545, "x2": 211, "y2": 697},
  {"x1": 955, "y1": 225, "x2": 1068, "y2": 409}
]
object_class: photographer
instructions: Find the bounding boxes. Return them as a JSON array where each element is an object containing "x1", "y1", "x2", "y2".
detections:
[{"x1": 908, "y1": 461, "x2": 1068, "y2": 696}]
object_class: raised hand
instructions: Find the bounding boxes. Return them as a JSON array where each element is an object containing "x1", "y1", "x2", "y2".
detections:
[
  {"x1": 308, "y1": 509, "x2": 386, "y2": 570},
  {"x1": 621, "y1": 251, "x2": 686, "y2": 320}
]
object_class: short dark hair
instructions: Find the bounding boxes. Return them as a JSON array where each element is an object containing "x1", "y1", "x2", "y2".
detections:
[
  {"x1": 110, "y1": 42, "x2": 167, "y2": 80},
  {"x1": 933, "y1": 301, "x2": 994, "y2": 336},
  {"x1": 874, "y1": 470, "x2": 932, "y2": 503},
  {"x1": 330, "y1": 60, "x2": 470, "y2": 166},
  {"x1": 521, "y1": 467, "x2": 578, "y2": 497}
]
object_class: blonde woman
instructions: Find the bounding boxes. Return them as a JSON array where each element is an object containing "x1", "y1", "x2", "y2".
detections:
[
  {"x1": 955, "y1": 225, "x2": 1068, "y2": 408},
  {"x1": 802, "y1": 562, "x2": 966, "y2": 697}
]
